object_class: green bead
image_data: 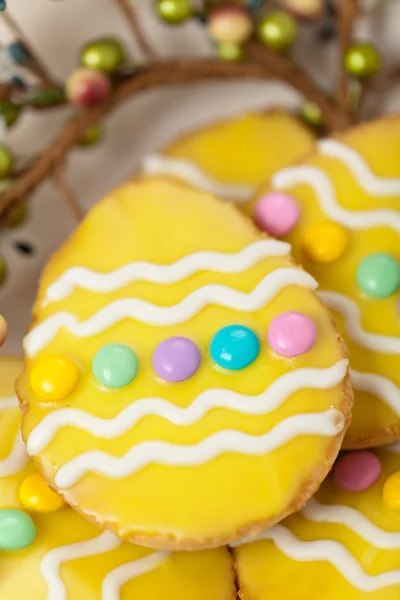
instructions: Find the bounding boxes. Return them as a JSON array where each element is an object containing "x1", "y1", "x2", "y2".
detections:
[
  {"x1": 81, "y1": 38, "x2": 126, "y2": 73},
  {"x1": 217, "y1": 41, "x2": 244, "y2": 61},
  {"x1": 0, "y1": 509, "x2": 36, "y2": 550},
  {"x1": 357, "y1": 253, "x2": 400, "y2": 299},
  {"x1": 0, "y1": 256, "x2": 6, "y2": 286},
  {"x1": 0, "y1": 145, "x2": 13, "y2": 179},
  {"x1": 258, "y1": 11, "x2": 297, "y2": 52},
  {"x1": 93, "y1": 344, "x2": 139, "y2": 389},
  {"x1": 344, "y1": 43, "x2": 381, "y2": 79},
  {"x1": 0, "y1": 101, "x2": 21, "y2": 127},
  {"x1": 157, "y1": 0, "x2": 192, "y2": 24},
  {"x1": 301, "y1": 101, "x2": 323, "y2": 127},
  {"x1": 4, "y1": 202, "x2": 28, "y2": 228},
  {"x1": 77, "y1": 123, "x2": 103, "y2": 147}
]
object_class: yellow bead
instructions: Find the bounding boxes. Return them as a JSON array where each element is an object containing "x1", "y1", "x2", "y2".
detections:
[
  {"x1": 383, "y1": 472, "x2": 400, "y2": 510},
  {"x1": 19, "y1": 473, "x2": 65, "y2": 513},
  {"x1": 303, "y1": 220, "x2": 349, "y2": 264},
  {"x1": 29, "y1": 354, "x2": 79, "y2": 402}
]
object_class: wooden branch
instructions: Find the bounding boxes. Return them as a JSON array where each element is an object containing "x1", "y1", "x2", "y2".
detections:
[
  {"x1": 54, "y1": 165, "x2": 84, "y2": 221},
  {"x1": 334, "y1": 0, "x2": 359, "y2": 110},
  {"x1": 114, "y1": 0, "x2": 156, "y2": 60},
  {"x1": 0, "y1": 54, "x2": 352, "y2": 220},
  {"x1": 1, "y1": 10, "x2": 58, "y2": 89}
]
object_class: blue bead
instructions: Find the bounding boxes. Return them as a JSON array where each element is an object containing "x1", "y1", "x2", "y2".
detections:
[
  {"x1": 0, "y1": 0, "x2": 6, "y2": 11},
  {"x1": 210, "y1": 325, "x2": 260, "y2": 371},
  {"x1": 246, "y1": 0, "x2": 262, "y2": 10},
  {"x1": 8, "y1": 42, "x2": 29, "y2": 65},
  {"x1": 10, "y1": 75, "x2": 25, "y2": 87}
]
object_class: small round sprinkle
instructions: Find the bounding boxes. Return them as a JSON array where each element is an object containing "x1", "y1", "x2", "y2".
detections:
[
  {"x1": 254, "y1": 192, "x2": 300, "y2": 237},
  {"x1": 152, "y1": 337, "x2": 201, "y2": 382},
  {"x1": 93, "y1": 344, "x2": 138, "y2": 389},
  {"x1": 383, "y1": 471, "x2": 400, "y2": 510},
  {"x1": 303, "y1": 220, "x2": 349, "y2": 264},
  {"x1": 19, "y1": 473, "x2": 65, "y2": 513},
  {"x1": 29, "y1": 355, "x2": 80, "y2": 402},
  {"x1": 268, "y1": 312, "x2": 316, "y2": 357},
  {"x1": 333, "y1": 451, "x2": 382, "y2": 492},
  {"x1": 0, "y1": 509, "x2": 36, "y2": 550},
  {"x1": 210, "y1": 325, "x2": 260, "y2": 371},
  {"x1": 357, "y1": 253, "x2": 400, "y2": 299}
]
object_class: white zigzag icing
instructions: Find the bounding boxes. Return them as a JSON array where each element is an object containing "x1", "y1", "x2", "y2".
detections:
[
  {"x1": 350, "y1": 369, "x2": 400, "y2": 415},
  {"x1": 25, "y1": 268, "x2": 317, "y2": 357},
  {"x1": 53, "y1": 409, "x2": 344, "y2": 489},
  {"x1": 0, "y1": 396, "x2": 29, "y2": 476},
  {"x1": 27, "y1": 360, "x2": 348, "y2": 456}
]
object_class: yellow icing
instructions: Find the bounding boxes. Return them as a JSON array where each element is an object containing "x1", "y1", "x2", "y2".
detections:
[
  {"x1": 18, "y1": 179, "x2": 349, "y2": 548},
  {"x1": 161, "y1": 111, "x2": 315, "y2": 194},
  {"x1": 0, "y1": 357, "x2": 235, "y2": 599},
  {"x1": 234, "y1": 449, "x2": 400, "y2": 600},
  {"x1": 249, "y1": 116, "x2": 400, "y2": 448}
]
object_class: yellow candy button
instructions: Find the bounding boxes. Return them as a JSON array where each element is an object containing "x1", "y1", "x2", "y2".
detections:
[
  {"x1": 29, "y1": 354, "x2": 79, "y2": 402},
  {"x1": 303, "y1": 220, "x2": 349, "y2": 264},
  {"x1": 19, "y1": 473, "x2": 65, "y2": 513},
  {"x1": 383, "y1": 471, "x2": 400, "y2": 510}
]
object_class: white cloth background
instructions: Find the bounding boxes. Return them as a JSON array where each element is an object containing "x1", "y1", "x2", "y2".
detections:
[{"x1": 0, "y1": 0, "x2": 399, "y2": 355}]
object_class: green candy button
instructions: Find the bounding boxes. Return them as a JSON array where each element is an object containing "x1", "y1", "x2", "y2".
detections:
[
  {"x1": 92, "y1": 343, "x2": 138, "y2": 389},
  {"x1": 357, "y1": 253, "x2": 400, "y2": 299},
  {"x1": 0, "y1": 509, "x2": 36, "y2": 550}
]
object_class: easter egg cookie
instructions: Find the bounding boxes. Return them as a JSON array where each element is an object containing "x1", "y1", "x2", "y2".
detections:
[
  {"x1": 18, "y1": 178, "x2": 351, "y2": 549},
  {"x1": 140, "y1": 111, "x2": 315, "y2": 207},
  {"x1": 234, "y1": 446, "x2": 400, "y2": 600},
  {"x1": 250, "y1": 115, "x2": 400, "y2": 449},
  {"x1": 0, "y1": 357, "x2": 235, "y2": 600}
]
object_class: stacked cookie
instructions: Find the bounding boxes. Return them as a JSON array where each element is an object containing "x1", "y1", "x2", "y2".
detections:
[{"x1": 1, "y1": 111, "x2": 399, "y2": 599}]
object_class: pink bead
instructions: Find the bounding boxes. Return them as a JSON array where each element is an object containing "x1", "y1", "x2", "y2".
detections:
[
  {"x1": 254, "y1": 192, "x2": 300, "y2": 237},
  {"x1": 333, "y1": 451, "x2": 382, "y2": 492},
  {"x1": 268, "y1": 312, "x2": 316, "y2": 357}
]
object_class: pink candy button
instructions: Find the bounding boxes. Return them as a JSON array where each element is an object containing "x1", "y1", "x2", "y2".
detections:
[
  {"x1": 254, "y1": 192, "x2": 300, "y2": 237},
  {"x1": 268, "y1": 312, "x2": 317, "y2": 357},
  {"x1": 333, "y1": 451, "x2": 382, "y2": 492}
]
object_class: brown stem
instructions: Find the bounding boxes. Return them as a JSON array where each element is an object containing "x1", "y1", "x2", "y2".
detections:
[
  {"x1": 54, "y1": 165, "x2": 84, "y2": 222},
  {"x1": 334, "y1": 0, "x2": 359, "y2": 110},
  {"x1": 114, "y1": 0, "x2": 156, "y2": 60},
  {"x1": 0, "y1": 56, "x2": 352, "y2": 219},
  {"x1": 1, "y1": 10, "x2": 58, "y2": 89}
]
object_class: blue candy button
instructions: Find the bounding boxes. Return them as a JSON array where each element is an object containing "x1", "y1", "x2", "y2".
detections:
[{"x1": 210, "y1": 325, "x2": 260, "y2": 371}]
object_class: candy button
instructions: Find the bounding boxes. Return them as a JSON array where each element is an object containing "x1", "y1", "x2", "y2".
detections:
[
  {"x1": 152, "y1": 337, "x2": 201, "y2": 382},
  {"x1": 92, "y1": 344, "x2": 138, "y2": 388},
  {"x1": 333, "y1": 451, "x2": 382, "y2": 492},
  {"x1": 19, "y1": 472, "x2": 65, "y2": 513},
  {"x1": 29, "y1": 355, "x2": 80, "y2": 402},
  {"x1": 210, "y1": 325, "x2": 260, "y2": 371},
  {"x1": 268, "y1": 312, "x2": 316, "y2": 357},
  {"x1": 303, "y1": 220, "x2": 349, "y2": 264},
  {"x1": 254, "y1": 192, "x2": 300, "y2": 237},
  {"x1": 357, "y1": 253, "x2": 400, "y2": 299},
  {"x1": 383, "y1": 472, "x2": 400, "y2": 510},
  {"x1": 0, "y1": 509, "x2": 36, "y2": 550}
]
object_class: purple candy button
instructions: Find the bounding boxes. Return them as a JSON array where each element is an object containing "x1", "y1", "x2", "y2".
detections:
[
  {"x1": 333, "y1": 451, "x2": 382, "y2": 492},
  {"x1": 152, "y1": 337, "x2": 201, "y2": 382}
]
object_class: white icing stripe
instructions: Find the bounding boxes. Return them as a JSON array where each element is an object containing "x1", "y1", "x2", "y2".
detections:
[
  {"x1": 41, "y1": 531, "x2": 121, "y2": 600},
  {"x1": 272, "y1": 167, "x2": 400, "y2": 234},
  {"x1": 302, "y1": 498, "x2": 400, "y2": 549},
  {"x1": 42, "y1": 239, "x2": 291, "y2": 306},
  {"x1": 0, "y1": 396, "x2": 29, "y2": 476},
  {"x1": 101, "y1": 551, "x2": 170, "y2": 600},
  {"x1": 54, "y1": 408, "x2": 344, "y2": 489},
  {"x1": 141, "y1": 154, "x2": 253, "y2": 203},
  {"x1": 318, "y1": 291, "x2": 400, "y2": 354},
  {"x1": 25, "y1": 268, "x2": 317, "y2": 357},
  {"x1": 318, "y1": 139, "x2": 400, "y2": 196},
  {"x1": 235, "y1": 525, "x2": 400, "y2": 592},
  {"x1": 350, "y1": 368, "x2": 400, "y2": 415},
  {"x1": 27, "y1": 360, "x2": 348, "y2": 456}
]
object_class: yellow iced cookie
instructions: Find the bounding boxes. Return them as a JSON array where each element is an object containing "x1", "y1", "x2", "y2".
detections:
[
  {"x1": 250, "y1": 116, "x2": 400, "y2": 448},
  {"x1": 234, "y1": 446, "x2": 400, "y2": 600},
  {"x1": 139, "y1": 111, "x2": 315, "y2": 206},
  {"x1": 18, "y1": 178, "x2": 351, "y2": 549},
  {"x1": 0, "y1": 357, "x2": 235, "y2": 600}
]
